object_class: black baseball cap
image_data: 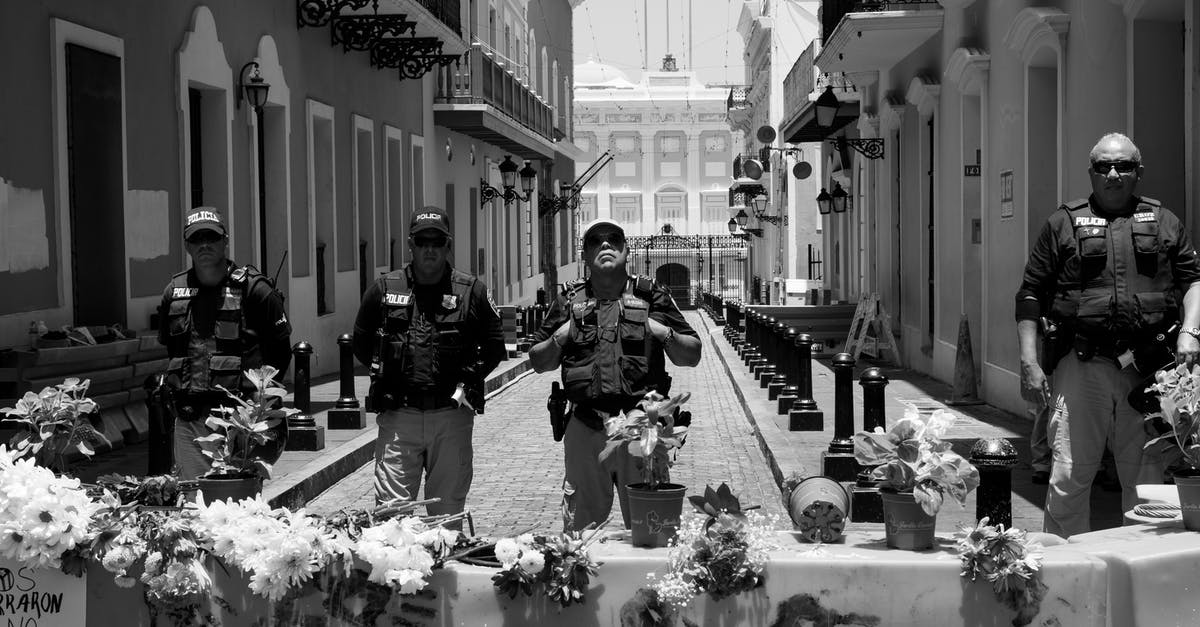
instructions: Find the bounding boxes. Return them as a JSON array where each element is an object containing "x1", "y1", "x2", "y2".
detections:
[
  {"x1": 183, "y1": 207, "x2": 227, "y2": 239},
  {"x1": 411, "y1": 206, "x2": 451, "y2": 236}
]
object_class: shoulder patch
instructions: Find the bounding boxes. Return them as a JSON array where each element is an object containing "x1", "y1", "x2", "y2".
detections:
[
  {"x1": 1134, "y1": 212, "x2": 1157, "y2": 223},
  {"x1": 1139, "y1": 196, "x2": 1161, "y2": 207},
  {"x1": 171, "y1": 287, "x2": 198, "y2": 299},
  {"x1": 1074, "y1": 216, "x2": 1107, "y2": 227}
]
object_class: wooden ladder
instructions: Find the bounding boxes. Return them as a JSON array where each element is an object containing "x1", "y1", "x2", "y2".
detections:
[{"x1": 844, "y1": 293, "x2": 902, "y2": 365}]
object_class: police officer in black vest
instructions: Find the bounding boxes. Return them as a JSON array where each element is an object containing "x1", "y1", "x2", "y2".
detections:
[
  {"x1": 353, "y1": 206, "x2": 505, "y2": 527},
  {"x1": 157, "y1": 207, "x2": 292, "y2": 480},
  {"x1": 1016, "y1": 132, "x2": 1200, "y2": 537},
  {"x1": 530, "y1": 218, "x2": 702, "y2": 531}
]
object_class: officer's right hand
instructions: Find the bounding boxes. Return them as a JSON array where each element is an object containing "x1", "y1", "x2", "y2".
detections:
[{"x1": 1020, "y1": 361, "x2": 1051, "y2": 407}]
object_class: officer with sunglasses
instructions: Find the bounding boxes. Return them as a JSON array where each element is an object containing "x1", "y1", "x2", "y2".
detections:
[
  {"x1": 530, "y1": 218, "x2": 702, "y2": 532},
  {"x1": 156, "y1": 207, "x2": 292, "y2": 479},
  {"x1": 352, "y1": 206, "x2": 505, "y2": 529},
  {"x1": 1016, "y1": 132, "x2": 1200, "y2": 537}
]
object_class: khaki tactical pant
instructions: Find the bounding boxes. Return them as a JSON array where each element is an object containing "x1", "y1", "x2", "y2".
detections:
[
  {"x1": 173, "y1": 416, "x2": 212, "y2": 481},
  {"x1": 1044, "y1": 352, "x2": 1162, "y2": 537},
  {"x1": 561, "y1": 414, "x2": 668, "y2": 532},
  {"x1": 374, "y1": 405, "x2": 474, "y2": 529}
]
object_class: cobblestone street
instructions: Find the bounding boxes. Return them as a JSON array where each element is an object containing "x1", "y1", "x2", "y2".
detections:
[{"x1": 304, "y1": 312, "x2": 789, "y2": 536}]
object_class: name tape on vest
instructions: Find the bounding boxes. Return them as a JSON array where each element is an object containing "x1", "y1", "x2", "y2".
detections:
[
  {"x1": 384, "y1": 293, "x2": 411, "y2": 306},
  {"x1": 1134, "y1": 212, "x2": 1157, "y2": 223},
  {"x1": 172, "y1": 287, "x2": 198, "y2": 298},
  {"x1": 1074, "y1": 216, "x2": 1107, "y2": 227},
  {"x1": 187, "y1": 210, "x2": 221, "y2": 226}
]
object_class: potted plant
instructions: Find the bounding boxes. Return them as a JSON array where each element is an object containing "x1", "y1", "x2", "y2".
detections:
[
  {"x1": 194, "y1": 366, "x2": 296, "y2": 502},
  {"x1": 1, "y1": 377, "x2": 110, "y2": 474},
  {"x1": 853, "y1": 407, "x2": 980, "y2": 550},
  {"x1": 599, "y1": 390, "x2": 691, "y2": 547},
  {"x1": 1144, "y1": 363, "x2": 1200, "y2": 530}
]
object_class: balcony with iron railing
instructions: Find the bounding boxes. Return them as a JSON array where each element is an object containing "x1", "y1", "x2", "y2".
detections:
[
  {"x1": 726, "y1": 86, "x2": 753, "y2": 131},
  {"x1": 434, "y1": 42, "x2": 555, "y2": 156},
  {"x1": 782, "y1": 40, "x2": 857, "y2": 133},
  {"x1": 408, "y1": 0, "x2": 461, "y2": 36},
  {"x1": 821, "y1": 0, "x2": 941, "y2": 40}
]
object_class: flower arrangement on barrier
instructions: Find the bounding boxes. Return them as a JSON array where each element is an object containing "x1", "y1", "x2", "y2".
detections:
[
  {"x1": 1, "y1": 377, "x2": 109, "y2": 472},
  {"x1": 197, "y1": 366, "x2": 296, "y2": 480},
  {"x1": 1144, "y1": 363, "x2": 1200, "y2": 469},
  {"x1": 648, "y1": 483, "x2": 780, "y2": 614},
  {"x1": 600, "y1": 391, "x2": 692, "y2": 489},
  {"x1": 491, "y1": 523, "x2": 606, "y2": 608},
  {"x1": 853, "y1": 407, "x2": 981, "y2": 516},
  {"x1": 956, "y1": 517, "x2": 1047, "y2": 627},
  {"x1": 0, "y1": 445, "x2": 101, "y2": 569}
]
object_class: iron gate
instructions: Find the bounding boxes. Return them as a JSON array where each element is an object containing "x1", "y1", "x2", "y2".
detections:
[{"x1": 621, "y1": 234, "x2": 750, "y2": 308}]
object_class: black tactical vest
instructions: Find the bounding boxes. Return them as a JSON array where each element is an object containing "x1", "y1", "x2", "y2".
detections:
[
  {"x1": 376, "y1": 266, "x2": 478, "y2": 399},
  {"x1": 1047, "y1": 197, "x2": 1180, "y2": 337},
  {"x1": 560, "y1": 275, "x2": 658, "y2": 405},
  {"x1": 164, "y1": 265, "x2": 267, "y2": 394}
]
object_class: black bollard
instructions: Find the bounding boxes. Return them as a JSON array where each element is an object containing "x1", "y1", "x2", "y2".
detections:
[
  {"x1": 820, "y1": 353, "x2": 857, "y2": 481},
  {"x1": 328, "y1": 333, "x2": 367, "y2": 429},
  {"x1": 768, "y1": 322, "x2": 789, "y2": 398},
  {"x1": 850, "y1": 368, "x2": 889, "y2": 522},
  {"x1": 755, "y1": 317, "x2": 778, "y2": 381},
  {"x1": 777, "y1": 328, "x2": 800, "y2": 414},
  {"x1": 516, "y1": 306, "x2": 532, "y2": 352},
  {"x1": 970, "y1": 438, "x2": 1018, "y2": 528},
  {"x1": 789, "y1": 333, "x2": 824, "y2": 431},
  {"x1": 285, "y1": 341, "x2": 326, "y2": 451}
]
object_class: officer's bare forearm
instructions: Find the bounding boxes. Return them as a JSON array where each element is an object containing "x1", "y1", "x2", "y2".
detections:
[
  {"x1": 529, "y1": 337, "x2": 563, "y2": 373},
  {"x1": 665, "y1": 333, "x2": 702, "y2": 367},
  {"x1": 1017, "y1": 319, "x2": 1040, "y2": 366},
  {"x1": 1182, "y1": 282, "x2": 1200, "y2": 329}
]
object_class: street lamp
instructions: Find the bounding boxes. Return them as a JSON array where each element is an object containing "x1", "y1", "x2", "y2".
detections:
[
  {"x1": 816, "y1": 188, "x2": 832, "y2": 215},
  {"x1": 831, "y1": 182, "x2": 849, "y2": 213},
  {"x1": 238, "y1": 61, "x2": 270, "y2": 110},
  {"x1": 814, "y1": 85, "x2": 839, "y2": 128},
  {"x1": 239, "y1": 61, "x2": 271, "y2": 271},
  {"x1": 481, "y1": 155, "x2": 537, "y2": 207},
  {"x1": 735, "y1": 208, "x2": 749, "y2": 228}
]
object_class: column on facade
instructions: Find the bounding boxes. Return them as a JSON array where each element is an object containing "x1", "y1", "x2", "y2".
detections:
[
  {"x1": 641, "y1": 133, "x2": 654, "y2": 235},
  {"x1": 686, "y1": 134, "x2": 700, "y2": 234}
]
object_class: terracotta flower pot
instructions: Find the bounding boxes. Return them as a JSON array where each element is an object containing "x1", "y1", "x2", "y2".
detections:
[
  {"x1": 626, "y1": 483, "x2": 686, "y2": 548},
  {"x1": 197, "y1": 474, "x2": 263, "y2": 504},
  {"x1": 879, "y1": 489, "x2": 937, "y2": 550},
  {"x1": 1173, "y1": 468, "x2": 1200, "y2": 531}
]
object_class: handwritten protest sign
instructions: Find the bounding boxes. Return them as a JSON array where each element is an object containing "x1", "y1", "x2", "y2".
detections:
[{"x1": 0, "y1": 560, "x2": 84, "y2": 627}]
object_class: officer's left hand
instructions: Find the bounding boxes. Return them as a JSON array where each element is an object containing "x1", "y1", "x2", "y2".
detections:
[
  {"x1": 647, "y1": 318, "x2": 670, "y2": 342},
  {"x1": 1177, "y1": 332, "x2": 1200, "y2": 367}
]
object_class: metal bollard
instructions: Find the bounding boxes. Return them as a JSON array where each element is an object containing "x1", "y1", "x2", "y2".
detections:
[
  {"x1": 768, "y1": 322, "x2": 789, "y2": 396},
  {"x1": 860, "y1": 367, "x2": 888, "y2": 433},
  {"x1": 788, "y1": 333, "x2": 823, "y2": 431},
  {"x1": 777, "y1": 328, "x2": 800, "y2": 414},
  {"x1": 755, "y1": 317, "x2": 778, "y2": 381},
  {"x1": 851, "y1": 368, "x2": 889, "y2": 522},
  {"x1": 328, "y1": 333, "x2": 366, "y2": 429},
  {"x1": 516, "y1": 306, "x2": 532, "y2": 352},
  {"x1": 970, "y1": 438, "x2": 1018, "y2": 528},
  {"x1": 286, "y1": 341, "x2": 326, "y2": 451},
  {"x1": 821, "y1": 353, "x2": 857, "y2": 481}
]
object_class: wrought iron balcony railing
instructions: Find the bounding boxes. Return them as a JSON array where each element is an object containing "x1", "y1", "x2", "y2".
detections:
[
  {"x1": 820, "y1": 0, "x2": 941, "y2": 41},
  {"x1": 726, "y1": 86, "x2": 752, "y2": 112},
  {"x1": 783, "y1": 40, "x2": 856, "y2": 124},
  {"x1": 435, "y1": 43, "x2": 554, "y2": 141}
]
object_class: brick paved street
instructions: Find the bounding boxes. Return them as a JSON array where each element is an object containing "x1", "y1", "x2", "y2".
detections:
[{"x1": 304, "y1": 311, "x2": 790, "y2": 536}]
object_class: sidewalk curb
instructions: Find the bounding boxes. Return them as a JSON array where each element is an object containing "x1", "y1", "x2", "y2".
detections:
[
  {"x1": 265, "y1": 357, "x2": 532, "y2": 510},
  {"x1": 694, "y1": 313, "x2": 790, "y2": 504}
]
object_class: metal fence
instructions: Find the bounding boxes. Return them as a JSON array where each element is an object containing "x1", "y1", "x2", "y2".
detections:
[{"x1": 621, "y1": 234, "x2": 750, "y2": 308}]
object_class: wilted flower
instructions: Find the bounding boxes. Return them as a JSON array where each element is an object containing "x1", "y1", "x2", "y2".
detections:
[{"x1": 956, "y1": 518, "x2": 1047, "y2": 626}]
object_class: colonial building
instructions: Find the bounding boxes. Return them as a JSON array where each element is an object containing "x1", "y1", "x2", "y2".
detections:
[
  {"x1": 788, "y1": 0, "x2": 1200, "y2": 416},
  {"x1": 0, "y1": 0, "x2": 578, "y2": 396}
]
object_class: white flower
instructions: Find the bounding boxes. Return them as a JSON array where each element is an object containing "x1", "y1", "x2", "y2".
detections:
[
  {"x1": 518, "y1": 550, "x2": 545, "y2": 574},
  {"x1": 495, "y1": 538, "x2": 522, "y2": 565}
]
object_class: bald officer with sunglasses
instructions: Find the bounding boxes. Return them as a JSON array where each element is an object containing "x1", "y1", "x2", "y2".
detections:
[
  {"x1": 530, "y1": 218, "x2": 702, "y2": 532},
  {"x1": 1016, "y1": 132, "x2": 1200, "y2": 537},
  {"x1": 353, "y1": 206, "x2": 505, "y2": 528}
]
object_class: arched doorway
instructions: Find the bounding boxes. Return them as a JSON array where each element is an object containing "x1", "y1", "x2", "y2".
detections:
[{"x1": 655, "y1": 262, "x2": 692, "y2": 309}]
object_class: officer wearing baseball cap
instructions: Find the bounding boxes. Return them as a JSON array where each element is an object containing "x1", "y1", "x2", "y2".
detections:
[
  {"x1": 155, "y1": 207, "x2": 292, "y2": 478},
  {"x1": 530, "y1": 217, "x2": 702, "y2": 531},
  {"x1": 352, "y1": 205, "x2": 505, "y2": 528}
]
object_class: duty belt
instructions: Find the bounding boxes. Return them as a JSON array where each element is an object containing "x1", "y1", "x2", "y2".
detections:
[
  {"x1": 400, "y1": 391, "x2": 456, "y2": 411},
  {"x1": 1074, "y1": 334, "x2": 1132, "y2": 362}
]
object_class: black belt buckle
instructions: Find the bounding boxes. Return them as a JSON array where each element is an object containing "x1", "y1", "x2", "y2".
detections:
[{"x1": 403, "y1": 394, "x2": 452, "y2": 411}]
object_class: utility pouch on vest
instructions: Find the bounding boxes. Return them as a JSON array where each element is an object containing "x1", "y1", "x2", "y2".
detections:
[
  {"x1": 1075, "y1": 225, "x2": 1108, "y2": 278},
  {"x1": 1131, "y1": 219, "x2": 1161, "y2": 277}
]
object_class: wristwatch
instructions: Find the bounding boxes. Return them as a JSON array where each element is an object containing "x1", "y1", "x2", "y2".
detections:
[
  {"x1": 1181, "y1": 327, "x2": 1200, "y2": 340},
  {"x1": 662, "y1": 328, "x2": 677, "y2": 349}
]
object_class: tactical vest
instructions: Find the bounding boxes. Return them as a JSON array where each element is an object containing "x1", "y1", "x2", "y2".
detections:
[
  {"x1": 375, "y1": 266, "x2": 479, "y2": 401},
  {"x1": 164, "y1": 264, "x2": 267, "y2": 394},
  {"x1": 1047, "y1": 197, "x2": 1179, "y2": 337},
  {"x1": 560, "y1": 275, "x2": 659, "y2": 405}
]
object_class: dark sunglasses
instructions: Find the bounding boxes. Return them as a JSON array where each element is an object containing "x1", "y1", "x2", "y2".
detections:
[
  {"x1": 186, "y1": 231, "x2": 224, "y2": 245},
  {"x1": 413, "y1": 236, "x2": 448, "y2": 248},
  {"x1": 1091, "y1": 160, "x2": 1139, "y2": 174},
  {"x1": 585, "y1": 232, "x2": 625, "y2": 248}
]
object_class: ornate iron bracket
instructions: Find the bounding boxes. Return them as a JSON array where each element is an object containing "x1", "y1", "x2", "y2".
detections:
[
  {"x1": 480, "y1": 179, "x2": 530, "y2": 207},
  {"x1": 831, "y1": 137, "x2": 885, "y2": 160},
  {"x1": 371, "y1": 37, "x2": 459, "y2": 79},
  {"x1": 331, "y1": 15, "x2": 417, "y2": 51},
  {"x1": 297, "y1": 0, "x2": 376, "y2": 28},
  {"x1": 756, "y1": 214, "x2": 788, "y2": 227}
]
